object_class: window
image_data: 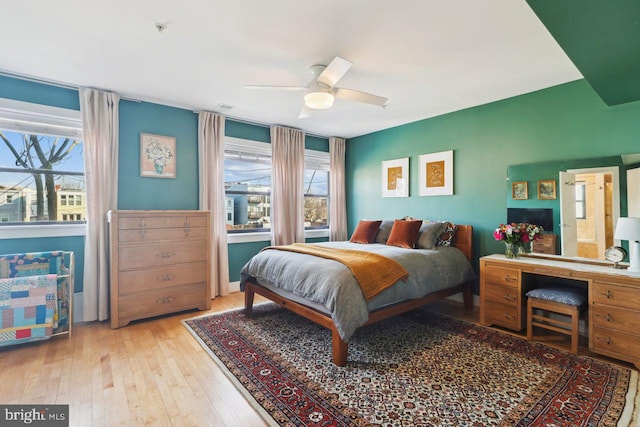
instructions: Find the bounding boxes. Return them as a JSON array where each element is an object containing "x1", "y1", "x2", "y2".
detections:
[
  {"x1": 224, "y1": 137, "x2": 330, "y2": 234},
  {"x1": 575, "y1": 182, "x2": 586, "y2": 219},
  {"x1": 0, "y1": 98, "x2": 84, "y2": 225}
]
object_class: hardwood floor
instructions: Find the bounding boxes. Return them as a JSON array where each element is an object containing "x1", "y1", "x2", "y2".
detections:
[{"x1": 0, "y1": 293, "x2": 631, "y2": 427}]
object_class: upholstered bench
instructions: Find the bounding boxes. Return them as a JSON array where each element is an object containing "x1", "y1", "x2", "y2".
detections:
[{"x1": 526, "y1": 286, "x2": 587, "y2": 354}]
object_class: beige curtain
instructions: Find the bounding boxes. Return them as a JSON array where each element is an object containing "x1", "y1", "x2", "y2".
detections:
[
  {"x1": 79, "y1": 88, "x2": 119, "y2": 321},
  {"x1": 329, "y1": 136, "x2": 347, "y2": 241},
  {"x1": 271, "y1": 126, "x2": 305, "y2": 245},
  {"x1": 198, "y1": 112, "x2": 230, "y2": 297}
]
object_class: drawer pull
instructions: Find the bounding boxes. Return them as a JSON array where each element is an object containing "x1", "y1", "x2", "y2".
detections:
[
  {"x1": 595, "y1": 335, "x2": 611, "y2": 345},
  {"x1": 184, "y1": 228, "x2": 191, "y2": 237},
  {"x1": 140, "y1": 218, "x2": 145, "y2": 228},
  {"x1": 597, "y1": 290, "x2": 612, "y2": 299},
  {"x1": 504, "y1": 275, "x2": 516, "y2": 283},
  {"x1": 503, "y1": 294, "x2": 515, "y2": 301},
  {"x1": 156, "y1": 296, "x2": 175, "y2": 304},
  {"x1": 159, "y1": 274, "x2": 176, "y2": 282},
  {"x1": 503, "y1": 313, "x2": 515, "y2": 320},
  {"x1": 157, "y1": 251, "x2": 175, "y2": 259},
  {"x1": 595, "y1": 313, "x2": 612, "y2": 322},
  {"x1": 139, "y1": 229, "x2": 145, "y2": 239},
  {"x1": 184, "y1": 218, "x2": 190, "y2": 228}
]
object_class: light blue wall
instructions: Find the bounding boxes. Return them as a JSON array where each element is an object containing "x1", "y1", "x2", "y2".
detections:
[{"x1": 346, "y1": 80, "x2": 640, "y2": 275}]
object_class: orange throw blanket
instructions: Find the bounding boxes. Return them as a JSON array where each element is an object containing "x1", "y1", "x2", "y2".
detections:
[{"x1": 263, "y1": 243, "x2": 409, "y2": 301}]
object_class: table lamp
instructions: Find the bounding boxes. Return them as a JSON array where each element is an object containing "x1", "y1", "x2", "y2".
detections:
[{"x1": 614, "y1": 217, "x2": 640, "y2": 273}]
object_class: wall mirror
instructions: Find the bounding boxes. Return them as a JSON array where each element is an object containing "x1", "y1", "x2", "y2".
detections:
[{"x1": 506, "y1": 154, "x2": 640, "y2": 260}]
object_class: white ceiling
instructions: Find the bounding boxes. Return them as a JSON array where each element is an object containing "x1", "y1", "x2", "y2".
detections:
[{"x1": 0, "y1": 0, "x2": 582, "y2": 139}]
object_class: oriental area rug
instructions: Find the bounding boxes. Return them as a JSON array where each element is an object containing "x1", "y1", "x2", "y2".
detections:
[{"x1": 184, "y1": 304, "x2": 639, "y2": 426}]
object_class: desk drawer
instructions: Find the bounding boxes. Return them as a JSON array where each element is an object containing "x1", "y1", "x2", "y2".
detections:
[
  {"x1": 483, "y1": 283, "x2": 519, "y2": 306},
  {"x1": 591, "y1": 326, "x2": 640, "y2": 361},
  {"x1": 118, "y1": 215, "x2": 208, "y2": 230},
  {"x1": 118, "y1": 226, "x2": 208, "y2": 243},
  {"x1": 483, "y1": 301, "x2": 521, "y2": 330},
  {"x1": 592, "y1": 282, "x2": 640, "y2": 310},
  {"x1": 592, "y1": 304, "x2": 640, "y2": 336},
  {"x1": 483, "y1": 265, "x2": 520, "y2": 288}
]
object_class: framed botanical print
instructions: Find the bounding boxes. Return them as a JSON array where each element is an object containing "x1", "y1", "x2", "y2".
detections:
[
  {"x1": 512, "y1": 181, "x2": 528, "y2": 200},
  {"x1": 381, "y1": 157, "x2": 409, "y2": 197},
  {"x1": 140, "y1": 133, "x2": 176, "y2": 179},
  {"x1": 419, "y1": 150, "x2": 453, "y2": 196}
]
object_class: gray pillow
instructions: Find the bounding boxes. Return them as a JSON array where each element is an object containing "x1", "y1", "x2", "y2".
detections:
[
  {"x1": 374, "y1": 220, "x2": 394, "y2": 244},
  {"x1": 417, "y1": 221, "x2": 446, "y2": 249}
]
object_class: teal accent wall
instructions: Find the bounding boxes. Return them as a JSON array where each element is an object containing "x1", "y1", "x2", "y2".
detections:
[
  {"x1": 0, "y1": 76, "x2": 85, "y2": 292},
  {"x1": 346, "y1": 80, "x2": 640, "y2": 272}
]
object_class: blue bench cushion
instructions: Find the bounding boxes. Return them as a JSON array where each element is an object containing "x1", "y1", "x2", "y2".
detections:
[{"x1": 526, "y1": 286, "x2": 587, "y2": 306}]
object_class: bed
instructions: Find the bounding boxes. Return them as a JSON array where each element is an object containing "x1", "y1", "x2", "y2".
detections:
[{"x1": 241, "y1": 222, "x2": 475, "y2": 366}]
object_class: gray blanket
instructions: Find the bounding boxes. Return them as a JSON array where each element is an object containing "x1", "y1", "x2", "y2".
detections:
[{"x1": 240, "y1": 241, "x2": 476, "y2": 341}]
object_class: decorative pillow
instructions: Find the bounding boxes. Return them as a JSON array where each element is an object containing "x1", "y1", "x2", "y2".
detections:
[
  {"x1": 386, "y1": 220, "x2": 423, "y2": 249},
  {"x1": 374, "y1": 220, "x2": 394, "y2": 244},
  {"x1": 436, "y1": 221, "x2": 458, "y2": 246},
  {"x1": 416, "y1": 221, "x2": 447, "y2": 250},
  {"x1": 349, "y1": 220, "x2": 383, "y2": 244}
]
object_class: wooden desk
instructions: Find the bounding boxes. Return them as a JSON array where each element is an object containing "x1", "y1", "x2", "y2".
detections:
[{"x1": 480, "y1": 254, "x2": 640, "y2": 368}]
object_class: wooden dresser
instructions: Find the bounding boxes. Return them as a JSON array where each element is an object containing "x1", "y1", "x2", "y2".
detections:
[
  {"x1": 109, "y1": 210, "x2": 211, "y2": 328},
  {"x1": 480, "y1": 254, "x2": 640, "y2": 368}
]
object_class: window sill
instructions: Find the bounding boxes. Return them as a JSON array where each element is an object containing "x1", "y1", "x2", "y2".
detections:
[
  {"x1": 227, "y1": 228, "x2": 329, "y2": 244},
  {"x1": 0, "y1": 223, "x2": 87, "y2": 239}
]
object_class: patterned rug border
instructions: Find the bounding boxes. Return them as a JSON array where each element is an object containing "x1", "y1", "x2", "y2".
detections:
[
  {"x1": 182, "y1": 305, "x2": 280, "y2": 427},
  {"x1": 183, "y1": 304, "x2": 640, "y2": 427}
]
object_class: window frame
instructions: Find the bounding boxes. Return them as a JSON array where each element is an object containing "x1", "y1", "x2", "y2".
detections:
[
  {"x1": 224, "y1": 137, "x2": 330, "y2": 244},
  {"x1": 0, "y1": 98, "x2": 85, "y2": 239}
]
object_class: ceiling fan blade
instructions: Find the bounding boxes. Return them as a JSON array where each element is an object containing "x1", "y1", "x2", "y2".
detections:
[
  {"x1": 334, "y1": 87, "x2": 387, "y2": 107},
  {"x1": 317, "y1": 57, "x2": 352, "y2": 87},
  {"x1": 298, "y1": 104, "x2": 312, "y2": 119},
  {"x1": 244, "y1": 85, "x2": 306, "y2": 90}
]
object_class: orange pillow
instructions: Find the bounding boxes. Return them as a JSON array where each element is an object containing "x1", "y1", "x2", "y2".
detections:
[
  {"x1": 349, "y1": 220, "x2": 383, "y2": 244},
  {"x1": 386, "y1": 220, "x2": 423, "y2": 248}
]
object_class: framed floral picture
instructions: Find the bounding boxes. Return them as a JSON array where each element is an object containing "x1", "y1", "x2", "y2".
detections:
[
  {"x1": 538, "y1": 179, "x2": 557, "y2": 200},
  {"x1": 419, "y1": 150, "x2": 453, "y2": 196},
  {"x1": 140, "y1": 133, "x2": 176, "y2": 179},
  {"x1": 512, "y1": 181, "x2": 528, "y2": 200},
  {"x1": 381, "y1": 157, "x2": 409, "y2": 197}
]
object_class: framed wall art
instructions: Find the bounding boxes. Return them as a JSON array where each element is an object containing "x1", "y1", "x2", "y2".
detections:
[
  {"x1": 512, "y1": 181, "x2": 528, "y2": 200},
  {"x1": 419, "y1": 150, "x2": 453, "y2": 196},
  {"x1": 538, "y1": 179, "x2": 557, "y2": 200},
  {"x1": 381, "y1": 157, "x2": 409, "y2": 197},
  {"x1": 140, "y1": 133, "x2": 176, "y2": 179}
]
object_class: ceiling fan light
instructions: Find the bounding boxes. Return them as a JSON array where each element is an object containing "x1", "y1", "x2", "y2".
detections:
[{"x1": 304, "y1": 91, "x2": 334, "y2": 109}]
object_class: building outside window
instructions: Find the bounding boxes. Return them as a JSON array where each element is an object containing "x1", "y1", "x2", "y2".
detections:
[
  {"x1": 224, "y1": 137, "x2": 329, "y2": 234},
  {"x1": 575, "y1": 182, "x2": 586, "y2": 219},
  {"x1": 0, "y1": 98, "x2": 85, "y2": 225}
]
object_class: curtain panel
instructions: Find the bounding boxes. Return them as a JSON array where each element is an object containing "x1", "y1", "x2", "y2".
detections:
[
  {"x1": 198, "y1": 112, "x2": 229, "y2": 297},
  {"x1": 271, "y1": 126, "x2": 305, "y2": 245},
  {"x1": 79, "y1": 88, "x2": 119, "y2": 321},
  {"x1": 329, "y1": 136, "x2": 347, "y2": 241}
]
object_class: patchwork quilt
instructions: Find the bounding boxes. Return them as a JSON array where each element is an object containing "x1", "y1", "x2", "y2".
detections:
[
  {"x1": 0, "y1": 274, "x2": 57, "y2": 345},
  {"x1": 0, "y1": 251, "x2": 71, "y2": 346}
]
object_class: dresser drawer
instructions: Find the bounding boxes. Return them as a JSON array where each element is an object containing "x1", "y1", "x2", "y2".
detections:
[
  {"x1": 592, "y1": 304, "x2": 640, "y2": 336},
  {"x1": 591, "y1": 326, "x2": 640, "y2": 361},
  {"x1": 483, "y1": 301, "x2": 521, "y2": 330},
  {"x1": 118, "y1": 241, "x2": 206, "y2": 270},
  {"x1": 483, "y1": 283, "x2": 519, "y2": 306},
  {"x1": 118, "y1": 215, "x2": 208, "y2": 230},
  {"x1": 117, "y1": 282, "x2": 209, "y2": 322},
  {"x1": 483, "y1": 265, "x2": 520, "y2": 287},
  {"x1": 118, "y1": 262, "x2": 207, "y2": 295},
  {"x1": 592, "y1": 282, "x2": 640, "y2": 310},
  {"x1": 118, "y1": 226, "x2": 208, "y2": 243}
]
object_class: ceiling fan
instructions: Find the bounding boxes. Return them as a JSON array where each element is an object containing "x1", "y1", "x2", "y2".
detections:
[{"x1": 244, "y1": 56, "x2": 388, "y2": 118}]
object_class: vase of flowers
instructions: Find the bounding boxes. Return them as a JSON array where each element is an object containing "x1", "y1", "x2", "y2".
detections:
[
  {"x1": 145, "y1": 140, "x2": 174, "y2": 176},
  {"x1": 493, "y1": 223, "x2": 543, "y2": 259}
]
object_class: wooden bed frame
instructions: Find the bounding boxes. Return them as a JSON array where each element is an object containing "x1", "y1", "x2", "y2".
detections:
[{"x1": 244, "y1": 225, "x2": 474, "y2": 366}]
